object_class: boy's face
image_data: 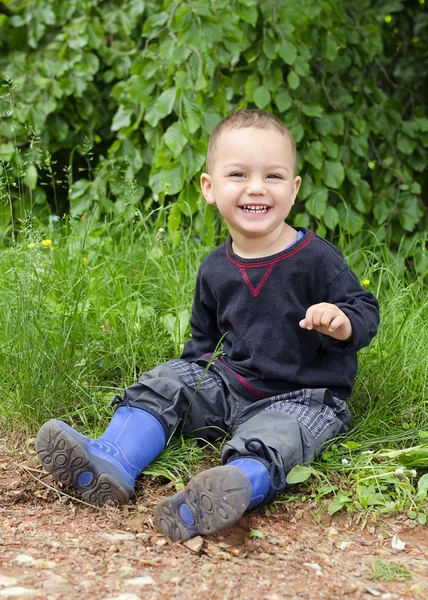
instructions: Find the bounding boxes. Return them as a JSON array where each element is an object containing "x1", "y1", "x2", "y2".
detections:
[{"x1": 201, "y1": 126, "x2": 301, "y2": 244}]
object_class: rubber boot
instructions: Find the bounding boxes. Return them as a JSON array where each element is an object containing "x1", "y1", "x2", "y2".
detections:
[
  {"x1": 154, "y1": 458, "x2": 270, "y2": 542},
  {"x1": 36, "y1": 406, "x2": 166, "y2": 506}
]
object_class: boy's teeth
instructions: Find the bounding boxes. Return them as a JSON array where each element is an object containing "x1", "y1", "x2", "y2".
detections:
[{"x1": 242, "y1": 205, "x2": 269, "y2": 213}]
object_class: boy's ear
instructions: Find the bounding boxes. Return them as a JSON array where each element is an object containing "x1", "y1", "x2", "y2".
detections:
[
  {"x1": 292, "y1": 176, "x2": 302, "y2": 203},
  {"x1": 200, "y1": 173, "x2": 215, "y2": 205}
]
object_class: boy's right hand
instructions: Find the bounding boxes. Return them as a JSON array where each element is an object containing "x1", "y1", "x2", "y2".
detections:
[{"x1": 299, "y1": 302, "x2": 353, "y2": 341}]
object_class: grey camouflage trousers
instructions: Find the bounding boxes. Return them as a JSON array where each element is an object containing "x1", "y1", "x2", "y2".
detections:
[{"x1": 118, "y1": 359, "x2": 351, "y2": 500}]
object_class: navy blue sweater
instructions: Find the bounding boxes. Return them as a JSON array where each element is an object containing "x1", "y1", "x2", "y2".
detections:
[{"x1": 181, "y1": 228, "x2": 379, "y2": 400}]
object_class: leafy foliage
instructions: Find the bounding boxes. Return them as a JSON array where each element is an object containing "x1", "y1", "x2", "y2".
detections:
[{"x1": 0, "y1": 0, "x2": 427, "y2": 244}]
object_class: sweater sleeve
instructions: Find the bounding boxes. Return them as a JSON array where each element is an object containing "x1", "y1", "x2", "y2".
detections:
[
  {"x1": 319, "y1": 265, "x2": 380, "y2": 353},
  {"x1": 180, "y1": 269, "x2": 222, "y2": 361}
]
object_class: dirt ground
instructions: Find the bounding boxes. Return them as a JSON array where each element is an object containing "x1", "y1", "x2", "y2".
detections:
[{"x1": 0, "y1": 436, "x2": 427, "y2": 600}]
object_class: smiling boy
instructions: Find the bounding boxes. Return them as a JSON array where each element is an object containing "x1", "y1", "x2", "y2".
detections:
[{"x1": 36, "y1": 109, "x2": 379, "y2": 542}]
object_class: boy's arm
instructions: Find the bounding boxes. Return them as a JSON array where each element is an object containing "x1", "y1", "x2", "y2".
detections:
[
  {"x1": 300, "y1": 266, "x2": 380, "y2": 352},
  {"x1": 180, "y1": 271, "x2": 221, "y2": 361}
]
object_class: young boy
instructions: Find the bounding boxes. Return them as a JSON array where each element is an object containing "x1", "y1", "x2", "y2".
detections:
[{"x1": 36, "y1": 109, "x2": 379, "y2": 542}]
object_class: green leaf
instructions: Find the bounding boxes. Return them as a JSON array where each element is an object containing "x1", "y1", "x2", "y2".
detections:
[
  {"x1": 417, "y1": 513, "x2": 427, "y2": 525},
  {"x1": 111, "y1": 106, "x2": 133, "y2": 131},
  {"x1": 24, "y1": 164, "x2": 38, "y2": 190},
  {"x1": 397, "y1": 134, "x2": 417, "y2": 155},
  {"x1": 301, "y1": 103, "x2": 323, "y2": 118},
  {"x1": 250, "y1": 529, "x2": 265, "y2": 539},
  {"x1": 0, "y1": 143, "x2": 15, "y2": 161},
  {"x1": 286, "y1": 465, "x2": 316, "y2": 484},
  {"x1": 323, "y1": 206, "x2": 339, "y2": 230},
  {"x1": 323, "y1": 137, "x2": 339, "y2": 159},
  {"x1": 183, "y1": 96, "x2": 202, "y2": 134},
  {"x1": 235, "y1": 4, "x2": 258, "y2": 26},
  {"x1": 245, "y1": 73, "x2": 261, "y2": 102},
  {"x1": 164, "y1": 122, "x2": 188, "y2": 157},
  {"x1": 168, "y1": 203, "x2": 182, "y2": 232},
  {"x1": 149, "y1": 163, "x2": 185, "y2": 196},
  {"x1": 253, "y1": 86, "x2": 271, "y2": 109},
  {"x1": 322, "y1": 161, "x2": 345, "y2": 189},
  {"x1": 145, "y1": 87, "x2": 177, "y2": 127},
  {"x1": 327, "y1": 493, "x2": 350, "y2": 516},
  {"x1": 287, "y1": 70, "x2": 300, "y2": 90},
  {"x1": 398, "y1": 195, "x2": 423, "y2": 232},
  {"x1": 278, "y1": 40, "x2": 297, "y2": 65},
  {"x1": 263, "y1": 67, "x2": 283, "y2": 92},
  {"x1": 306, "y1": 141, "x2": 324, "y2": 170},
  {"x1": 337, "y1": 205, "x2": 364, "y2": 234},
  {"x1": 306, "y1": 188, "x2": 328, "y2": 219},
  {"x1": 275, "y1": 89, "x2": 292, "y2": 112},
  {"x1": 351, "y1": 181, "x2": 372, "y2": 214},
  {"x1": 293, "y1": 212, "x2": 310, "y2": 228},
  {"x1": 263, "y1": 38, "x2": 277, "y2": 60}
]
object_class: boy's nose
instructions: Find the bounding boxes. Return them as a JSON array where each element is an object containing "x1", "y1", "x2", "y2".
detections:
[{"x1": 246, "y1": 179, "x2": 266, "y2": 196}]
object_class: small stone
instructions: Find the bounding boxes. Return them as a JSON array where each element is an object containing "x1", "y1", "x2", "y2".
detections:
[
  {"x1": 365, "y1": 587, "x2": 381, "y2": 597},
  {"x1": 303, "y1": 562, "x2": 322, "y2": 572},
  {"x1": 160, "y1": 571, "x2": 185, "y2": 584},
  {"x1": 338, "y1": 541, "x2": 354, "y2": 551},
  {"x1": 0, "y1": 579, "x2": 18, "y2": 589},
  {"x1": 127, "y1": 576, "x2": 155, "y2": 586},
  {"x1": 391, "y1": 535, "x2": 406, "y2": 551},
  {"x1": 183, "y1": 536, "x2": 204, "y2": 554},
  {"x1": 103, "y1": 533, "x2": 136, "y2": 542},
  {"x1": 155, "y1": 538, "x2": 167, "y2": 546},
  {"x1": 0, "y1": 588, "x2": 39, "y2": 598},
  {"x1": 35, "y1": 559, "x2": 57, "y2": 569},
  {"x1": 103, "y1": 595, "x2": 142, "y2": 600},
  {"x1": 327, "y1": 526, "x2": 339, "y2": 536},
  {"x1": 13, "y1": 555, "x2": 36, "y2": 567},
  {"x1": 42, "y1": 574, "x2": 74, "y2": 593}
]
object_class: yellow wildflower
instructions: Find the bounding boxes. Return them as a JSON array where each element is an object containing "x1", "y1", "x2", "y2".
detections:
[
  {"x1": 50, "y1": 246, "x2": 55, "y2": 252},
  {"x1": 362, "y1": 279, "x2": 370, "y2": 286},
  {"x1": 135, "y1": 322, "x2": 140, "y2": 330},
  {"x1": 42, "y1": 239, "x2": 52, "y2": 246},
  {"x1": 82, "y1": 257, "x2": 87, "y2": 264},
  {"x1": 27, "y1": 242, "x2": 35, "y2": 249}
]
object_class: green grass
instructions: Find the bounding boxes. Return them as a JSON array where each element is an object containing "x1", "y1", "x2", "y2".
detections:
[
  {"x1": 368, "y1": 560, "x2": 413, "y2": 582},
  {"x1": 0, "y1": 212, "x2": 427, "y2": 507}
]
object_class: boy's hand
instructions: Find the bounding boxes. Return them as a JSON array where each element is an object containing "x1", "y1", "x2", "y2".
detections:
[{"x1": 299, "y1": 303, "x2": 353, "y2": 341}]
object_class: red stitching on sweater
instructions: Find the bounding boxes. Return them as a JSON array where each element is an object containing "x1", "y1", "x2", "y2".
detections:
[
  {"x1": 241, "y1": 264, "x2": 275, "y2": 297},
  {"x1": 216, "y1": 359, "x2": 267, "y2": 398},
  {"x1": 226, "y1": 233, "x2": 314, "y2": 296},
  {"x1": 226, "y1": 232, "x2": 314, "y2": 268}
]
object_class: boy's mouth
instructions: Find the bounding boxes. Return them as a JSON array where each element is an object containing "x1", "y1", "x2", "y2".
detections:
[{"x1": 240, "y1": 205, "x2": 270, "y2": 214}]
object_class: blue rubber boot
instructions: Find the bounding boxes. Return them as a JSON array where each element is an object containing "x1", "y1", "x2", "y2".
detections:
[
  {"x1": 154, "y1": 458, "x2": 271, "y2": 542},
  {"x1": 36, "y1": 406, "x2": 166, "y2": 506}
]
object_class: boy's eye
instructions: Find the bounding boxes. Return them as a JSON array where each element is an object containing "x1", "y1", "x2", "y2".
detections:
[
  {"x1": 230, "y1": 172, "x2": 245, "y2": 177},
  {"x1": 267, "y1": 174, "x2": 282, "y2": 179}
]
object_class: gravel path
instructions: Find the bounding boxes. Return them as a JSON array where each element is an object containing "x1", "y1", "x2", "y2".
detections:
[{"x1": 1, "y1": 438, "x2": 427, "y2": 600}]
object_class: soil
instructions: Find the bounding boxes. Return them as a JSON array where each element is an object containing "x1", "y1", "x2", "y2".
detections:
[{"x1": 0, "y1": 436, "x2": 427, "y2": 600}]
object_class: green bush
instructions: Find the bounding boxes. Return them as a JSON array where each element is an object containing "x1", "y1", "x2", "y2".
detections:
[{"x1": 0, "y1": 0, "x2": 427, "y2": 245}]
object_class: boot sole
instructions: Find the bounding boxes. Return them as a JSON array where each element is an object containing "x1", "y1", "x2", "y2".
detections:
[
  {"x1": 154, "y1": 466, "x2": 251, "y2": 542},
  {"x1": 36, "y1": 420, "x2": 133, "y2": 506}
]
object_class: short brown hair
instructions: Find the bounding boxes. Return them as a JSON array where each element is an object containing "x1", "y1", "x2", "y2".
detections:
[{"x1": 206, "y1": 109, "x2": 297, "y2": 174}]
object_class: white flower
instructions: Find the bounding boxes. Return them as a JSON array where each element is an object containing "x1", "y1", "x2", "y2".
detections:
[
  {"x1": 341, "y1": 458, "x2": 350, "y2": 465},
  {"x1": 361, "y1": 450, "x2": 374, "y2": 455},
  {"x1": 394, "y1": 467, "x2": 405, "y2": 477},
  {"x1": 410, "y1": 469, "x2": 417, "y2": 477}
]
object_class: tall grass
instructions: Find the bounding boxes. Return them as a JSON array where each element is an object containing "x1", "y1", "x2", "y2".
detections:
[
  {"x1": 0, "y1": 211, "x2": 426, "y2": 462},
  {"x1": 0, "y1": 212, "x2": 209, "y2": 434}
]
